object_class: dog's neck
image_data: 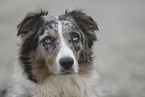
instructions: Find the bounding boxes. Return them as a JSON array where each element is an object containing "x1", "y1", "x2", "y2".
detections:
[{"x1": 10, "y1": 63, "x2": 101, "y2": 97}]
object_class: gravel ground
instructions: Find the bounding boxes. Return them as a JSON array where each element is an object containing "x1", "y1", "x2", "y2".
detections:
[{"x1": 0, "y1": 0, "x2": 145, "y2": 97}]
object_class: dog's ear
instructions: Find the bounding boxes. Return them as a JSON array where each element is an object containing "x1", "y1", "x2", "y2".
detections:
[
  {"x1": 17, "y1": 10, "x2": 48, "y2": 36},
  {"x1": 68, "y1": 9, "x2": 99, "y2": 48}
]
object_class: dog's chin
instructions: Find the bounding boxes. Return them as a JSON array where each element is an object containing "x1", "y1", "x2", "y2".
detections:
[
  {"x1": 61, "y1": 72, "x2": 76, "y2": 75},
  {"x1": 59, "y1": 69, "x2": 77, "y2": 75}
]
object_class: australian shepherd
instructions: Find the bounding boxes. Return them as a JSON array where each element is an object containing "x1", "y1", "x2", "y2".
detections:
[{"x1": 0, "y1": 9, "x2": 103, "y2": 97}]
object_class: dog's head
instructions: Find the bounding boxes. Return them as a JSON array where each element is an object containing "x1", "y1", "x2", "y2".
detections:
[{"x1": 17, "y1": 9, "x2": 98, "y2": 83}]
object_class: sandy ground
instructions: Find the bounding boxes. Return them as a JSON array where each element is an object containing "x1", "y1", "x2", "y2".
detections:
[{"x1": 0, "y1": 0, "x2": 145, "y2": 97}]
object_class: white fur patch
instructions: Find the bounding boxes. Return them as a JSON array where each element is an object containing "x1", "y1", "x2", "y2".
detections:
[
  {"x1": 6, "y1": 61, "x2": 103, "y2": 97},
  {"x1": 56, "y1": 21, "x2": 78, "y2": 74}
]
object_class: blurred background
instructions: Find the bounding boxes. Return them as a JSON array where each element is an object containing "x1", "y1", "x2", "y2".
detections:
[{"x1": 0, "y1": 0, "x2": 145, "y2": 97}]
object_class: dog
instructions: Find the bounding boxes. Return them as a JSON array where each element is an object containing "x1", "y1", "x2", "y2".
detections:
[{"x1": 0, "y1": 9, "x2": 103, "y2": 97}]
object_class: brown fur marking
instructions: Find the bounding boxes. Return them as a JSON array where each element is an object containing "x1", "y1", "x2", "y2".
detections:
[
  {"x1": 48, "y1": 29, "x2": 57, "y2": 38},
  {"x1": 32, "y1": 48, "x2": 51, "y2": 83}
]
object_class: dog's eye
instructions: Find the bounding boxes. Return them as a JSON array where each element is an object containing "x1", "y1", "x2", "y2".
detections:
[
  {"x1": 45, "y1": 38, "x2": 51, "y2": 43},
  {"x1": 72, "y1": 34, "x2": 80, "y2": 42},
  {"x1": 41, "y1": 36, "x2": 52, "y2": 44}
]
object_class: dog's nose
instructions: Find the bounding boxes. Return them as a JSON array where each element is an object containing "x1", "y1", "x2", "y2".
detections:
[{"x1": 59, "y1": 57, "x2": 74, "y2": 70}]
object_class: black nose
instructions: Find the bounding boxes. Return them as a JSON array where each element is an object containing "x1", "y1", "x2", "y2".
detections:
[{"x1": 59, "y1": 57, "x2": 74, "y2": 70}]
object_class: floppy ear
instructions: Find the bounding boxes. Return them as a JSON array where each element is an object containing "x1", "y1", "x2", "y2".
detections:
[
  {"x1": 17, "y1": 10, "x2": 48, "y2": 36},
  {"x1": 68, "y1": 9, "x2": 99, "y2": 48}
]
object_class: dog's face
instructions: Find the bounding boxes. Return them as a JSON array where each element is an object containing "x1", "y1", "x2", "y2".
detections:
[{"x1": 17, "y1": 10, "x2": 98, "y2": 83}]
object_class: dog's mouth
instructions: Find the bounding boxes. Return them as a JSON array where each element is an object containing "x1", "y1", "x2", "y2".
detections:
[{"x1": 60, "y1": 69, "x2": 76, "y2": 75}]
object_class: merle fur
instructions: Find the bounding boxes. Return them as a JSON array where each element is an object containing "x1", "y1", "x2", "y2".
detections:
[
  {"x1": 67, "y1": 10, "x2": 98, "y2": 48},
  {"x1": 17, "y1": 10, "x2": 48, "y2": 83},
  {"x1": 59, "y1": 9, "x2": 98, "y2": 64},
  {"x1": 17, "y1": 9, "x2": 98, "y2": 83}
]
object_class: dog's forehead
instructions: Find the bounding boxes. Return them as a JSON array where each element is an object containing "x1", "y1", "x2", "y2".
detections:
[
  {"x1": 39, "y1": 15, "x2": 74, "y2": 40},
  {"x1": 43, "y1": 15, "x2": 73, "y2": 26},
  {"x1": 41, "y1": 16, "x2": 74, "y2": 33},
  {"x1": 43, "y1": 16, "x2": 58, "y2": 29}
]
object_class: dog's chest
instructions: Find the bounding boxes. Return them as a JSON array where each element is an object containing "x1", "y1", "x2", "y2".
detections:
[{"x1": 28, "y1": 76, "x2": 96, "y2": 97}]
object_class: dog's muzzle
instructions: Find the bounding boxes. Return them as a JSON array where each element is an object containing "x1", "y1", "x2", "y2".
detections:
[
  {"x1": 59, "y1": 57, "x2": 75, "y2": 74},
  {"x1": 59, "y1": 57, "x2": 74, "y2": 70}
]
